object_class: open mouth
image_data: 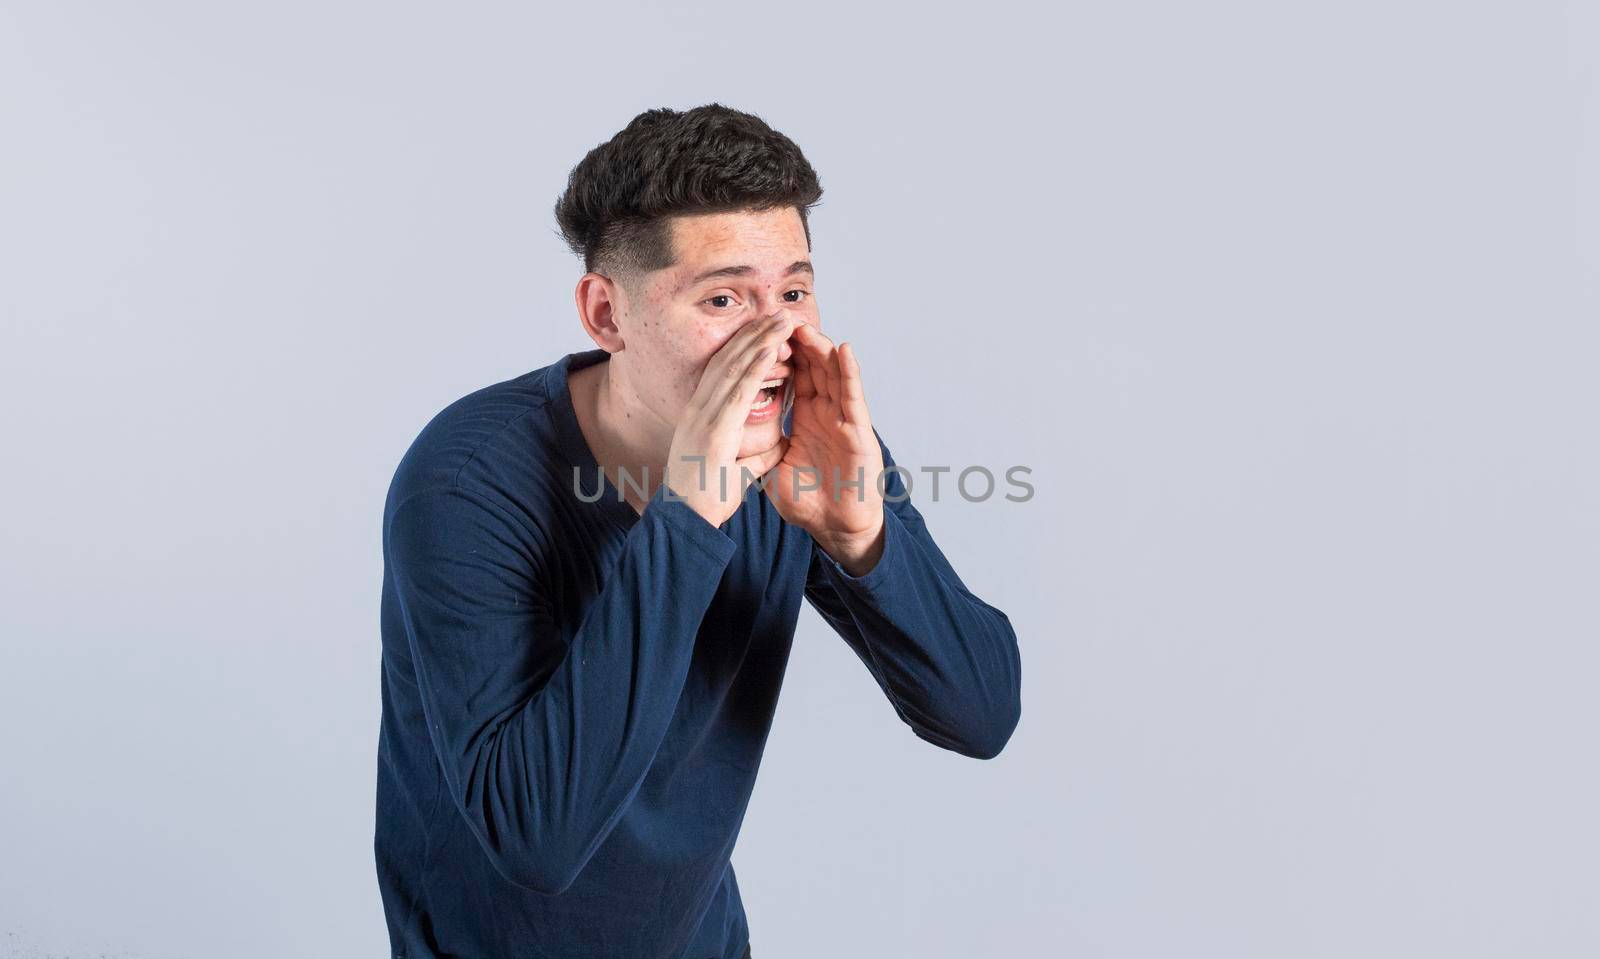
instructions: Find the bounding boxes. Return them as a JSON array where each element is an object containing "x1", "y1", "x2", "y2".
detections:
[{"x1": 751, "y1": 377, "x2": 786, "y2": 412}]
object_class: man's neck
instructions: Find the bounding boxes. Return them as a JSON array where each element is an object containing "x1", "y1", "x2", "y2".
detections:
[{"x1": 569, "y1": 358, "x2": 671, "y2": 516}]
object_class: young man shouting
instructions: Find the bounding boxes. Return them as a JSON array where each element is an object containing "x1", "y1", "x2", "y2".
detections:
[{"x1": 375, "y1": 104, "x2": 1023, "y2": 959}]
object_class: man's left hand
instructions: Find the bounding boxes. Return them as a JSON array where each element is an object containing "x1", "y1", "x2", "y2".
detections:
[{"x1": 763, "y1": 322, "x2": 886, "y2": 577}]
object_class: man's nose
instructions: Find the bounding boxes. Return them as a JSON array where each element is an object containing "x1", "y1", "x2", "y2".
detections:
[{"x1": 758, "y1": 311, "x2": 796, "y2": 365}]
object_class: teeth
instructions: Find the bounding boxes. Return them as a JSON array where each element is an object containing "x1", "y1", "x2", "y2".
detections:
[{"x1": 759, "y1": 379, "x2": 784, "y2": 389}]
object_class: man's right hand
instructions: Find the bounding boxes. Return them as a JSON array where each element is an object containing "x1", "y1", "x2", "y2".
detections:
[{"x1": 664, "y1": 313, "x2": 796, "y2": 527}]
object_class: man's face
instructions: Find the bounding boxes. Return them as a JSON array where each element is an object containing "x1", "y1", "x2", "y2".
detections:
[{"x1": 615, "y1": 205, "x2": 820, "y2": 459}]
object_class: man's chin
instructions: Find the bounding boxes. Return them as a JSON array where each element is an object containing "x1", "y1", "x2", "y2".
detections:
[{"x1": 737, "y1": 423, "x2": 785, "y2": 463}]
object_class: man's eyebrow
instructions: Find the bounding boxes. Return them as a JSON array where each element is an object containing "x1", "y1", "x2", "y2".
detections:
[{"x1": 685, "y1": 259, "x2": 814, "y2": 288}]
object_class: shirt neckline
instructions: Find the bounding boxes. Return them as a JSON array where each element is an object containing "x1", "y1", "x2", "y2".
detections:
[{"x1": 547, "y1": 348, "x2": 645, "y2": 534}]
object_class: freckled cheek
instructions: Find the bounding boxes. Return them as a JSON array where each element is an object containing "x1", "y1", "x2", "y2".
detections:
[
  {"x1": 688, "y1": 320, "x2": 729, "y2": 365},
  {"x1": 628, "y1": 315, "x2": 691, "y2": 398},
  {"x1": 663, "y1": 322, "x2": 726, "y2": 401}
]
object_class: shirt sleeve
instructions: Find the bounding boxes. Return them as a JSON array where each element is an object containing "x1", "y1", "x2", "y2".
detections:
[
  {"x1": 803, "y1": 428, "x2": 1024, "y2": 760},
  {"x1": 385, "y1": 481, "x2": 737, "y2": 895}
]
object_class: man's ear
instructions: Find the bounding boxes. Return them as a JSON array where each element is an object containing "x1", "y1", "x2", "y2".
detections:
[{"x1": 574, "y1": 272, "x2": 629, "y2": 352}]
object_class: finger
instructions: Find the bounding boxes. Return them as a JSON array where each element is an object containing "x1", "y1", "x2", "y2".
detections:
[
  {"x1": 691, "y1": 321, "x2": 765, "y2": 412},
  {"x1": 749, "y1": 313, "x2": 799, "y2": 371},
  {"x1": 718, "y1": 311, "x2": 783, "y2": 365},
  {"x1": 713, "y1": 323, "x2": 793, "y2": 432},
  {"x1": 740, "y1": 314, "x2": 799, "y2": 404},
  {"x1": 788, "y1": 329, "x2": 819, "y2": 399},
  {"x1": 729, "y1": 314, "x2": 794, "y2": 380},
  {"x1": 791, "y1": 323, "x2": 834, "y2": 401},
  {"x1": 822, "y1": 333, "x2": 843, "y2": 409},
  {"x1": 699, "y1": 314, "x2": 794, "y2": 416},
  {"x1": 790, "y1": 320, "x2": 835, "y2": 364},
  {"x1": 838, "y1": 341, "x2": 871, "y2": 426},
  {"x1": 713, "y1": 334, "x2": 785, "y2": 430},
  {"x1": 702, "y1": 313, "x2": 786, "y2": 382}
]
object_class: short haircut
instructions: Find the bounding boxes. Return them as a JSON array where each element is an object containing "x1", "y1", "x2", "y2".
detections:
[{"x1": 553, "y1": 103, "x2": 824, "y2": 291}]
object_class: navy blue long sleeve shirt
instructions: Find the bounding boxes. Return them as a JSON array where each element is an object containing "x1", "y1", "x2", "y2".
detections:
[{"x1": 375, "y1": 348, "x2": 1023, "y2": 959}]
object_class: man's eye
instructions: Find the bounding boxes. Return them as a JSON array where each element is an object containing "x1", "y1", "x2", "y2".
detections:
[
  {"x1": 783, "y1": 290, "x2": 810, "y2": 303},
  {"x1": 706, "y1": 295, "x2": 736, "y2": 309}
]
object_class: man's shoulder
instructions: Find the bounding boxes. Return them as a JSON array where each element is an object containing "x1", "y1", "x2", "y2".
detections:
[{"x1": 384, "y1": 356, "x2": 572, "y2": 518}]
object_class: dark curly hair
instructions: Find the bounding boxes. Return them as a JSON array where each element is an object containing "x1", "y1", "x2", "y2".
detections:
[{"x1": 553, "y1": 103, "x2": 823, "y2": 288}]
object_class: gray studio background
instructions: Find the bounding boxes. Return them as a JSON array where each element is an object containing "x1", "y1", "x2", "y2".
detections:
[{"x1": 2, "y1": 2, "x2": 1597, "y2": 957}]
